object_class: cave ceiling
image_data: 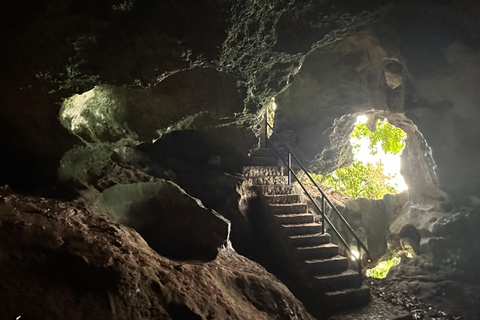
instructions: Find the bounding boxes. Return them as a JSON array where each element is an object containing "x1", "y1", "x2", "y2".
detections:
[{"x1": 1, "y1": 0, "x2": 479, "y2": 205}]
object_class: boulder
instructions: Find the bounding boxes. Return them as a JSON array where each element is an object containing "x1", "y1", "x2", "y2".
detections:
[
  {"x1": 0, "y1": 189, "x2": 315, "y2": 320},
  {"x1": 96, "y1": 180, "x2": 230, "y2": 261},
  {"x1": 59, "y1": 68, "x2": 244, "y2": 143}
]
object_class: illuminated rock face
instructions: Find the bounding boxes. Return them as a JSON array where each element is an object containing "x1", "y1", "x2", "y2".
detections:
[{"x1": 59, "y1": 69, "x2": 243, "y2": 143}]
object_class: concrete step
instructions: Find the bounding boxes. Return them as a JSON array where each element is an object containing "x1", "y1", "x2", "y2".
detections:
[
  {"x1": 281, "y1": 223, "x2": 322, "y2": 235},
  {"x1": 274, "y1": 213, "x2": 314, "y2": 224},
  {"x1": 245, "y1": 156, "x2": 277, "y2": 166},
  {"x1": 242, "y1": 166, "x2": 284, "y2": 177},
  {"x1": 303, "y1": 255, "x2": 349, "y2": 275},
  {"x1": 264, "y1": 194, "x2": 301, "y2": 204},
  {"x1": 323, "y1": 286, "x2": 370, "y2": 311},
  {"x1": 252, "y1": 185, "x2": 294, "y2": 195},
  {"x1": 247, "y1": 176, "x2": 288, "y2": 186},
  {"x1": 313, "y1": 269, "x2": 361, "y2": 292},
  {"x1": 289, "y1": 233, "x2": 331, "y2": 247},
  {"x1": 268, "y1": 203, "x2": 308, "y2": 215},
  {"x1": 296, "y1": 243, "x2": 339, "y2": 260}
]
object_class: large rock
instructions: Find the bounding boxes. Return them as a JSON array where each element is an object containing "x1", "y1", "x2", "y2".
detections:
[
  {"x1": 0, "y1": 189, "x2": 315, "y2": 320},
  {"x1": 60, "y1": 68, "x2": 244, "y2": 143},
  {"x1": 96, "y1": 180, "x2": 230, "y2": 261},
  {"x1": 431, "y1": 205, "x2": 480, "y2": 280}
]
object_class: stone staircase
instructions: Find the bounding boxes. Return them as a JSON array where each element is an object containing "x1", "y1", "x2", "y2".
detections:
[{"x1": 243, "y1": 147, "x2": 370, "y2": 311}]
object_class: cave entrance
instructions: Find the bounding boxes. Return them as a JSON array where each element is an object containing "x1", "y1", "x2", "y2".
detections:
[
  {"x1": 351, "y1": 115, "x2": 408, "y2": 195},
  {"x1": 306, "y1": 114, "x2": 408, "y2": 200}
]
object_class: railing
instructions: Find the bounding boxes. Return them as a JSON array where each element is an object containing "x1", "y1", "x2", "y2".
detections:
[{"x1": 265, "y1": 121, "x2": 371, "y2": 282}]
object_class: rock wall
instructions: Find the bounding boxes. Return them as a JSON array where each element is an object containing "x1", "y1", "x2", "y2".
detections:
[
  {"x1": 273, "y1": 1, "x2": 480, "y2": 206},
  {"x1": 274, "y1": 32, "x2": 444, "y2": 206},
  {"x1": 0, "y1": 189, "x2": 315, "y2": 320}
]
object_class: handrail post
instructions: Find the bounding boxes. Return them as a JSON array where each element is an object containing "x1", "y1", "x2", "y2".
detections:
[
  {"x1": 357, "y1": 239, "x2": 363, "y2": 285},
  {"x1": 321, "y1": 195, "x2": 325, "y2": 234},
  {"x1": 288, "y1": 152, "x2": 292, "y2": 185},
  {"x1": 263, "y1": 111, "x2": 268, "y2": 148}
]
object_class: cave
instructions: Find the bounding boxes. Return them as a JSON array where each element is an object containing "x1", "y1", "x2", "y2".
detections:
[{"x1": 1, "y1": 0, "x2": 480, "y2": 319}]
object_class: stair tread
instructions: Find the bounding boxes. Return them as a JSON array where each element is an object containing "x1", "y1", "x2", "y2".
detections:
[
  {"x1": 252, "y1": 185, "x2": 294, "y2": 195},
  {"x1": 243, "y1": 166, "x2": 284, "y2": 177},
  {"x1": 251, "y1": 175, "x2": 284, "y2": 177},
  {"x1": 247, "y1": 176, "x2": 288, "y2": 185},
  {"x1": 265, "y1": 194, "x2": 300, "y2": 198},
  {"x1": 314, "y1": 269, "x2": 357, "y2": 280},
  {"x1": 324, "y1": 285, "x2": 369, "y2": 296},
  {"x1": 243, "y1": 165, "x2": 283, "y2": 168},
  {"x1": 289, "y1": 232, "x2": 330, "y2": 239},
  {"x1": 305, "y1": 255, "x2": 348, "y2": 263},
  {"x1": 249, "y1": 156, "x2": 276, "y2": 159},
  {"x1": 256, "y1": 184, "x2": 292, "y2": 187},
  {"x1": 247, "y1": 157, "x2": 277, "y2": 162},
  {"x1": 269, "y1": 203, "x2": 307, "y2": 207},
  {"x1": 275, "y1": 213, "x2": 312, "y2": 217},
  {"x1": 322, "y1": 285, "x2": 370, "y2": 311},
  {"x1": 297, "y1": 243, "x2": 338, "y2": 250},
  {"x1": 265, "y1": 194, "x2": 301, "y2": 205},
  {"x1": 282, "y1": 222, "x2": 320, "y2": 227}
]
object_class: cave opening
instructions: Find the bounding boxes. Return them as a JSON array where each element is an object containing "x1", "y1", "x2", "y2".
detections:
[
  {"x1": 301, "y1": 110, "x2": 446, "y2": 276},
  {"x1": 309, "y1": 114, "x2": 408, "y2": 201},
  {"x1": 271, "y1": 92, "x2": 446, "y2": 278}
]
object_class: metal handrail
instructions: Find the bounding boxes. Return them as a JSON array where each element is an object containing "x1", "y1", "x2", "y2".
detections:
[
  {"x1": 265, "y1": 122, "x2": 371, "y2": 277},
  {"x1": 268, "y1": 145, "x2": 351, "y2": 252}
]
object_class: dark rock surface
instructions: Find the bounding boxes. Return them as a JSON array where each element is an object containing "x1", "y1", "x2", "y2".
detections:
[
  {"x1": 371, "y1": 255, "x2": 480, "y2": 320},
  {"x1": 0, "y1": 189, "x2": 315, "y2": 320},
  {"x1": 96, "y1": 180, "x2": 230, "y2": 261}
]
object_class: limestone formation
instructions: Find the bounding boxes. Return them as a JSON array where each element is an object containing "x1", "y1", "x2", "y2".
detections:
[
  {"x1": 0, "y1": 189, "x2": 314, "y2": 320},
  {"x1": 1, "y1": 0, "x2": 480, "y2": 318},
  {"x1": 96, "y1": 180, "x2": 230, "y2": 261}
]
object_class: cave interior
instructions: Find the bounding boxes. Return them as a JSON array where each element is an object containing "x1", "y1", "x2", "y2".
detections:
[{"x1": 1, "y1": 0, "x2": 480, "y2": 319}]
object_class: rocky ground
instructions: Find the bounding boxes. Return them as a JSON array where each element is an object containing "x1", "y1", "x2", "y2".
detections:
[
  {"x1": 0, "y1": 187, "x2": 314, "y2": 320},
  {"x1": 372, "y1": 256, "x2": 480, "y2": 320},
  {"x1": 327, "y1": 261, "x2": 480, "y2": 320}
]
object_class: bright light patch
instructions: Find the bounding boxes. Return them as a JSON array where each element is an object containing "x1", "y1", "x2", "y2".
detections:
[
  {"x1": 355, "y1": 115, "x2": 368, "y2": 124},
  {"x1": 272, "y1": 98, "x2": 277, "y2": 110},
  {"x1": 352, "y1": 116, "x2": 408, "y2": 191},
  {"x1": 366, "y1": 257, "x2": 401, "y2": 278},
  {"x1": 350, "y1": 249, "x2": 360, "y2": 261}
]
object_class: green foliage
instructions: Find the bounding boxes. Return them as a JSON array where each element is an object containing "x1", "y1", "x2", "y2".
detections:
[
  {"x1": 309, "y1": 161, "x2": 398, "y2": 199},
  {"x1": 351, "y1": 120, "x2": 406, "y2": 155},
  {"x1": 366, "y1": 257, "x2": 400, "y2": 278},
  {"x1": 307, "y1": 118, "x2": 406, "y2": 199}
]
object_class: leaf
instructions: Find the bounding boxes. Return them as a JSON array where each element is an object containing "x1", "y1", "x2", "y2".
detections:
[
  {"x1": 310, "y1": 160, "x2": 401, "y2": 199},
  {"x1": 350, "y1": 120, "x2": 406, "y2": 155}
]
